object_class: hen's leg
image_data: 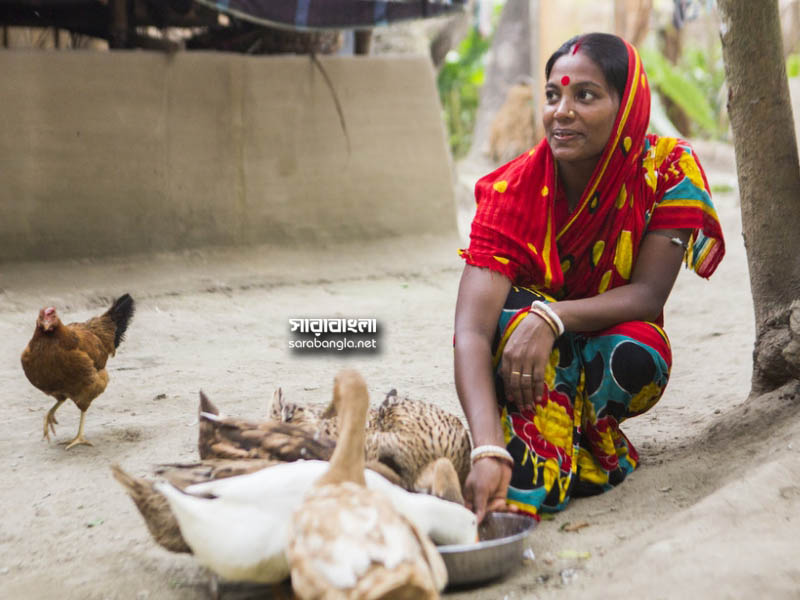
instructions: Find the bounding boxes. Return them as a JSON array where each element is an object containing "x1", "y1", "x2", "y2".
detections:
[
  {"x1": 42, "y1": 399, "x2": 66, "y2": 441},
  {"x1": 64, "y1": 410, "x2": 93, "y2": 450},
  {"x1": 63, "y1": 370, "x2": 107, "y2": 450}
]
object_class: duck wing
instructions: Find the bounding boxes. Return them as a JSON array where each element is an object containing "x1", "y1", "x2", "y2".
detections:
[
  {"x1": 111, "y1": 464, "x2": 191, "y2": 554},
  {"x1": 198, "y1": 397, "x2": 336, "y2": 462}
]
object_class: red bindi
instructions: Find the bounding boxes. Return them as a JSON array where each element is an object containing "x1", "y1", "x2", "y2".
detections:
[{"x1": 561, "y1": 75, "x2": 570, "y2": 86}]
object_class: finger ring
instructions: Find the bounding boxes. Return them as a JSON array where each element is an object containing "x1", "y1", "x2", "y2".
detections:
[
  {"x1": 521, "y1": 373, "x2": 532, "y2": 378},
  {"x1": 511, "y1": 371, "x2": 521, "y2": 376}
]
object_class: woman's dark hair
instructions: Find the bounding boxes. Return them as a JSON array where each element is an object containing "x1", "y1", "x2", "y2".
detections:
[{"x1": 544, "y1": 33, "x2": 628, "y2": 101}]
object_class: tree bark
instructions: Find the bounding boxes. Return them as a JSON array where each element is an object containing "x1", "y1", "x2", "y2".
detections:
[
  {"x1": 718, "y1": 0, "x2": 800, "y2": 393},
  {"x1": 466, "y1": 0, "x2": 533, "y2": 163},
  {"x1": 614, "y1": 0, "x2": 652, "y2": 47}
]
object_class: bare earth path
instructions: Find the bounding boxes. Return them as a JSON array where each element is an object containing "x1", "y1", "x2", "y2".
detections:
[{"x1": 1, "y1": 149, "x2": 799, "y2": 599}]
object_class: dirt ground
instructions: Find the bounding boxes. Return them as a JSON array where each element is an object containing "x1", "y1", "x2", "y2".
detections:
[{"x1": 2, "y1": 144, "x2": 799, "y2": 599}]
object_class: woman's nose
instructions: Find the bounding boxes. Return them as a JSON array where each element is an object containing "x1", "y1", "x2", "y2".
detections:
[{"x1": 553, "y1": 97, "x2": 574, "y2": 120}]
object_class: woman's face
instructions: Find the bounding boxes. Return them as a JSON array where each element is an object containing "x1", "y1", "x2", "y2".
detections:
[{"x1": 543, "y1": 51, "x2": 621, "y2": 167}]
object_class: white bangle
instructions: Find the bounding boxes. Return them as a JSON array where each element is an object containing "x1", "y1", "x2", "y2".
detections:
[
  {"x1": 531, "y1": 301, "x2": 565, "y2": 337},
  {"x1": 470, "y1": 444, "x2": 514, "y2": 465}
]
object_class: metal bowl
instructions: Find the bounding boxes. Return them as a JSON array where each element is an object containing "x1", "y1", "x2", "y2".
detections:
[{"x1": 437, "y1": 512, "x2": 537, "y2": 587}]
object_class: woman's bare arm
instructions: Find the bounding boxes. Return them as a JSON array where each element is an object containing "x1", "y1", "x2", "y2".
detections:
[
  {"x1": 453, "y1": 265, "x2": 513, "y2": 522},
  {"x1": 552, "y1": 228, "x2": 691, "y2": 330},
  {"x1": 503, "y1": 228, "x2": 690, "y2": 411},
  {"x1": 454, "y1": 265, "x2": 511, "y2": 447}
]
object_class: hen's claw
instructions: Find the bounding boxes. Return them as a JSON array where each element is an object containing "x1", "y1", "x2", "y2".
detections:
[
  {"x1": 64, "y1": 410, "x2": 91, "y2": 450},
  {"x1": 64, "y1": 435, "x2": 93, "y2": 450},
  {"x1": 42, "y1": 412, "x2": 58, "y2": 441},
  {"x1": 42, "y1": 400, "x2": 65, "y2": 442}
]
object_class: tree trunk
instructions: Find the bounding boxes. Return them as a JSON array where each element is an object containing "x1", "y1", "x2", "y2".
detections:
[
  {"x1": 718, "y1": 0, "x2": 800, "y2": 393},
  {"x1": 614, "y1": 0, "x2": 652, "y2": 47},
  {"x1": 466, "y1": 0, "x2": 533, "y2": 163},
  {"x1": 781, "y1": 0, "x2": 800, "y2": 57}
]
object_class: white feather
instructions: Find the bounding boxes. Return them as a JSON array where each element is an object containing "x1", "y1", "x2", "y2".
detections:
[
  {"x1": 154, "y1": 482, "x2": 289, "y2": 583},
  {"x1": 186, "y1": 460, "x2": 477, "y2": 545}
]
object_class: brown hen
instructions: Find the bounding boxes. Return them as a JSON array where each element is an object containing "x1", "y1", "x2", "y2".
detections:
[{"x1": 21, "y1": 294, "x2": 134, "y2": 449}]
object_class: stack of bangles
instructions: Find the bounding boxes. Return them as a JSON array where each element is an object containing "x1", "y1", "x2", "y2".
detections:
[
  {"x1": 528, "y1": 300, "x2": 565, "y2": 338},
  {"x1": 470, "y1": 445, "x2": 514, "y2": 467}
]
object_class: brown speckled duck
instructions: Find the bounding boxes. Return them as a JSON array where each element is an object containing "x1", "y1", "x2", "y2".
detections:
[
  {"x1": 267, "y1": 387, "x2": 379, "y2": 438},
  {"x1": 199, "y1": 391, "x2": 336, "y2": 462},
  {"x1": 369, "y1": 390, "x2": 471, "y2": 493},
  {"x1": 270, "y1": 388, "x2": 471, "y2": 503}
]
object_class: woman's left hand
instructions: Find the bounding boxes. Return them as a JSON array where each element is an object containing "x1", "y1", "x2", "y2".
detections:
[{"x1": 500, "y1": 311, "x2": 557, "y2": 412}]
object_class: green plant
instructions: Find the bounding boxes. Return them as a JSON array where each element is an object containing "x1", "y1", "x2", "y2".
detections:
[
  {"x1": 787, "y1": 53, "x2": 800, "y2": 78},
  {"x1": 437, "y1": 27, "x2": 491, "y2": 158},
  {"x1": 640, "y1": 42, "x2": 726, "y2": 138}
]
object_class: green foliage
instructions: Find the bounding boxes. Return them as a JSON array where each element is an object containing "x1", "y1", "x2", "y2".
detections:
[
  {"x1": 680, "y1": 42, "x2": 728, "y2": 133},
  {"x1": 710, "y1": 182, "x2": 734, "y2": 194},
  {"x1": 787, "y1": 53, "x2": 800, "y2": 78},
  {"x1": 437, "y1": 27, "x2": 491, "y2": 158},
  {"x1": 640, "y1": 43, "x2": 726, "y2": 138}
]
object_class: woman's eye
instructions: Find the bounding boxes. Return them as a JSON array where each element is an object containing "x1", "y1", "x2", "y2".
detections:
[
  {"x1": 545, "y1": 89, "x2": 558, "y2": 102},
  {"x1": 577, "y1": 89, "x2": 596, "y2": 101}
]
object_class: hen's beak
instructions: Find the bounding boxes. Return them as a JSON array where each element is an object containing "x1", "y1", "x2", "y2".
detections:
[{"x1": 38, "y1": 309, "x2": 58, "y2": 332}]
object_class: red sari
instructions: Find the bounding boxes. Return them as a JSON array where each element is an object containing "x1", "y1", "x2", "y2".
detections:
[{"x1": 460, "y1": 39, "x2": 724, "y2": 299}]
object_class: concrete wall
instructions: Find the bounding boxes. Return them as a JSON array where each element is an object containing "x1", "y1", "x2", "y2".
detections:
[{"x1": 0, "y1": 50, "x2": 456, "y2": 262}]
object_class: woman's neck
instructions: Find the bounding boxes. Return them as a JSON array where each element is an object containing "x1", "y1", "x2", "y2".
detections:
[{"x1": 557, "y1": 159, "x2": 598, "y2": 212}]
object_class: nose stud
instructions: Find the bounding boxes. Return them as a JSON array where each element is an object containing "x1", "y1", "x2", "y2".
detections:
[{"x1": 568, "y1": 110, "x2": 576, "y2": 118}]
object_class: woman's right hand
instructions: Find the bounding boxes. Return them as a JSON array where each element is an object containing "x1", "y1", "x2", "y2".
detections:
[
  {"x1": 500, "y1": 311, "x2": 557, "y2": 413},
  {"x1": 462, "y1": 456, "x2": 515, "y2": 524}
]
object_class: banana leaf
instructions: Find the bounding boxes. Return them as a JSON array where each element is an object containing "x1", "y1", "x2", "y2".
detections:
[{"x1": 639, "y1": 46, "x2": 719, "y2": 135}]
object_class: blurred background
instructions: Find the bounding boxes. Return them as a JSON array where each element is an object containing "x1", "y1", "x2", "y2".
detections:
[{"x1": 3, "y1": 0, "x2": 800, "y2": 256}]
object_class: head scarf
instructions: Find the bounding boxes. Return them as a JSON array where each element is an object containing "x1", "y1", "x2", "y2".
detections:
[{"x1": 461, "y1": 37, "x2": 724, "y2": 300}]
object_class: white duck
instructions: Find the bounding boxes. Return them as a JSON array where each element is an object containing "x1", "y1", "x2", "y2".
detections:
[
  {"x1": 156, "y1": 396, "x2": 476, "y2": 586},
  {"x1": 184, "y1": 460, "x2": 474, "y2": 549},
  {"x1": 155, "y1": 481, "x2": 291, "y2": 583},
  {"x1": 287, "y1": 369, "x2": 447, "y2": 599}
]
